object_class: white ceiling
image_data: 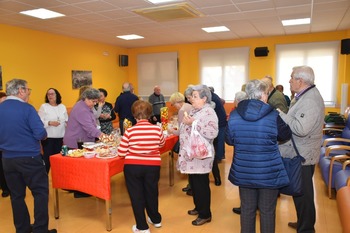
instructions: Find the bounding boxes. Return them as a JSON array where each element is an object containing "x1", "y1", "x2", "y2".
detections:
[{"x1": 0, "y1": 0, "x2": 349, "y2": 48}]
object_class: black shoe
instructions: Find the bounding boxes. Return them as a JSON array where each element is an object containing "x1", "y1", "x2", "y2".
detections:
[
  {"x1": 232, "y1": 207, "x2": 241, "y2": 215},
  {"x1": 182, "y1": 185, "x2": 191, "y2": 192},
  {"x1": 214, "y1": 177, "x2": 221, "y2": 186},
  {"x1": 1, "y1": 190, "x2": 10, "y2": 197},
  {"x1": 288, "y1": 222, "x2": 297, "y2": 229},
  {"x1": 186, "y1": 189, "x2": 193, "y2": 196},
  {"x1": 74, "y1": 191, "x2": 91, "y2": 198},
  {"x1": 192, "y1": 217, "x2": 211, "y2": 226},
  {"x1": 187, "y1": 209, "x2": 199, "y2": 215}
]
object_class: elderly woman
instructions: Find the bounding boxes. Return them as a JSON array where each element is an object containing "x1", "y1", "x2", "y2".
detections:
[
  {"x1": 226, "y1": 80, "x2": 291, "y2": 233},
  {"x1": 168, "y1": 92, "x2": 193, "y2": 136},
  {"x1": 38, "y1": 88, "x2": 68, "y2": 173},
  {"x1": 63, "y1": 87, "x2": 105, "y2": 149},
  {"x1": 177, "y1": 84, "x2": 218, "y2": 226},
  {"x1": 97, "y1": 88, "x2": 116, "y2": 135},
  {"x1": 118, "y1": 100, "x2": 165, "y2": 233}
]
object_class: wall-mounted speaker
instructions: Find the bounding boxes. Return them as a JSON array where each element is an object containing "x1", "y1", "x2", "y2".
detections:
[
  {"x1": 341, "y1": 39, "x2": 350, "y2": 55},
  {"x1": 119, "y1": 55, "x2": 128, "y2": 66},
  {"x1": 254, "y1": 47, "x2": 269, "y2": 57}
]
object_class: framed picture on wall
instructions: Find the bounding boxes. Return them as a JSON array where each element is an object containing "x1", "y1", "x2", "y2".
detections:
[
  {"x1": 72, "y1": 70, "x2": 92, "y2": 89},
  {"x1": 0, "y1": 66, "x2": 3, "y2": 90}
]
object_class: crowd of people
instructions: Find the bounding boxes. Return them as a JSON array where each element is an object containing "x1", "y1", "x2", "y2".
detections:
[{"x1": 0, "y1": 65, "x2": 325, "y2": 233}]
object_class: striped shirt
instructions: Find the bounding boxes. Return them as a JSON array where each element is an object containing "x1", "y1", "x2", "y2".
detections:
[{"x1": 117, "y1": 119, "x2": 165, "y2": 166}]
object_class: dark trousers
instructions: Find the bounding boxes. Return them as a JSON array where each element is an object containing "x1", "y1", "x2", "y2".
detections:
[
  {"x1": 124, "y1": 164, "x2": 161, "y2": 230},
  {"x1": 293, "y1": 165, "x2": 316, "y2": 233},
  {"x1": 189, "y1": 173, "x2": 211, "y2": 219},
  {"x1": 0, "y1": 152, "x2": 9, "y2": 192},
  {"x1": 240, "y1": 187, "x2": 279, "y2": 233},
  {"x1": 212, "y1": 126, "x2": 225, "y2": 181},
  {"x1": 41, "y1": 138, "x2": 63, "y2": 173},
  {"x1": 3, "y1": 155, "x2": 49, "y2": 233}
]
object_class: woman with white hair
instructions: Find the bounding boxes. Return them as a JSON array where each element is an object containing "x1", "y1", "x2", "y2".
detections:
[
  {"x1": 226, "y1": 79, "x2": 291, "y2": 233},
  {"x1": 178, "y1": 84, "x2": 218, "y2": 226}
]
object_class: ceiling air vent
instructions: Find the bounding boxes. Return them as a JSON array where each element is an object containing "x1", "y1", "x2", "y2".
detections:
[{"x1": 133, "y1": 3, "x2": 203, "y2": 22}]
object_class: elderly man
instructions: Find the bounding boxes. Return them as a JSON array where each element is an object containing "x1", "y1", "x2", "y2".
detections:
[
  {"x1": 0, "y1": 79, "x2": 57, "y2": 233},
  {"x1": 262, "y1": 76, "x2": 289, "y2": 114},
  {"x1": 148, "y1": 85, "x2": 166, "y2": 124},
  {"x1": 278, "y1": 66, "x2": 325, "y2": 233},
  {"x1": 114, "y1": 82, "x2": 139, "y2": 135}
]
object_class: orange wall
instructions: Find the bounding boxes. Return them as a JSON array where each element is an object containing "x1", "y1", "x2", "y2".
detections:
[
  {"x1": 1, "y1": 22, "x2": 350, "y2": 114},
  {"x1": 0, "y1": 24, "x2": 128, "y2": 109}
]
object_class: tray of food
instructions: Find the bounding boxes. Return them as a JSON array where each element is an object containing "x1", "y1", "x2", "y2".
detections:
[{"x1": 66, "y1": 149, "x2": 84, "y2": 158}]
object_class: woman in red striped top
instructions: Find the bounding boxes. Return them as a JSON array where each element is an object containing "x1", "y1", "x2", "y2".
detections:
[{"x1": 118, "y1": 100, "x2": 165, "y2": 233}]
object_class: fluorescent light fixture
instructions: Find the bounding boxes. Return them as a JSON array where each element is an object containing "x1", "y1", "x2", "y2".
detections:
[
  {"x1": 20, "y1": 8, "x2": 65, "y2": 19},
  {"x1": 116, "y1": 34, "x2": 144, "y2": 40},
  {"x1": 146, "y1": 0, "x2": 180, "y2": 3},
  {"x1": 282, "y1": 18, "x2": 310, "y2": 26},
  {"x1": 202, "y1": 26, "x2": 230, "y2": 33}
]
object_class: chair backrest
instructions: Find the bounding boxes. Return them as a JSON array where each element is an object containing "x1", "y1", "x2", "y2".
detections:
[{"x1": 342, "y1": 115, "x2": 350, "y2": 139}]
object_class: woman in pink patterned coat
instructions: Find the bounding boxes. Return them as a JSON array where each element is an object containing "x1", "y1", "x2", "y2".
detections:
[{"x1": 177, "y1": 84, "x2": 218, "y2": 226}]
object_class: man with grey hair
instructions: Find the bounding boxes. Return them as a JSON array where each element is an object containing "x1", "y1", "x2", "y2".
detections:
[
  {"x1": 0, "y1": 79, "x2": 57, "y2": 233},
  {"x1": 278, "y1": 66, "x2": 324, "y2": 232},
  {"x1": 114, "y1": 82, "x2": 139, "y2": 134},
  {"x1": 148, "y1": 85, "x2": 166, "y2": 124},
  {"x1": 261, "y1": 75, "x2": 289, "y2": 114}
]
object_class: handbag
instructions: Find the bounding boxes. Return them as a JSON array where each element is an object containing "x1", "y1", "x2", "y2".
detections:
[
  {"x1": 184, "y1": 120, "x2": 213, "y2": 160},
  {"x1": 280, "y1": 137, "x2": 305, "y2": 196}
]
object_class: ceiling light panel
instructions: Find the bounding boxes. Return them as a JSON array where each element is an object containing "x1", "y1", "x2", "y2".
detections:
[
  {"x1": 202, "y1": 26, "x2": 230, "y2": 33},
  {"x1": 20, "y1": 8, "x2": 65, "y2": 19},
  {"x1": 282, "y1": 18, "x2": 311, "y2": 26},
  {"x1": 117, "y1": 34, "x2": 144, "y2": 40}
]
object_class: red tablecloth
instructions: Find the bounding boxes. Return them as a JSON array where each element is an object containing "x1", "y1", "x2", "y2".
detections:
[
  {"x1": 50, "y1": 155, "x2": 124, "y2": 200},
  {"x1": 50, "y1": 135, "x2": 178, "y2": 231},
  {"x1": 50, "y1": 134, "x2": 178, "y2": 200}
]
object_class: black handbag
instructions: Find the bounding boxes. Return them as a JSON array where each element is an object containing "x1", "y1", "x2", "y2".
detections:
[{"x1": 280, "y1": 137, "x2": 305, "y2": 196}]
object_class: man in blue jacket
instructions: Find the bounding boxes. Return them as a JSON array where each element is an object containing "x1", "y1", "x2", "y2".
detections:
[{"x1": 0, "y1": 79, "x2": 57, "y2": 233}]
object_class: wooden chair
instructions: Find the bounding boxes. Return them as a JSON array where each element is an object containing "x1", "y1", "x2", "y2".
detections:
[
  {"x1": 335, "y1": 159, "x2": 350, "y2": 191},
  {"x1": 318, "y1": 146, "x2": 350, "y2": 198},
  {"x1": 336, "y1": 174, "x2": 350, "y2": 233}
]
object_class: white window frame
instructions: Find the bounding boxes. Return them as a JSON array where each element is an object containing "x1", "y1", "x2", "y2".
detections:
[
  {"x1": 137, "y1": 52, "x2": 178, "y2": 100},
  {"x1": 276, "y1": 41, "x2": 339, "y2": 106},
  {"x1": 199, "y1": 47, "x2": 250, "y2": 101}
]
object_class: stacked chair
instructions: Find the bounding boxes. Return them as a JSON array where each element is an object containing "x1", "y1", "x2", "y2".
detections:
[{"x1": 319, "y1": 107, "x2": 350, "y2": 198}]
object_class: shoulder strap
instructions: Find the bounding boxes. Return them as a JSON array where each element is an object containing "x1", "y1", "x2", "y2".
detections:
[{"x1": 291, "y1": 136, "x2": 306, "y2": 162}]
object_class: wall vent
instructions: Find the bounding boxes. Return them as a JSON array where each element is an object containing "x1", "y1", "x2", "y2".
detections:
[{"x1": 133, "y1": 3, "x2": 203, "y2": 22}]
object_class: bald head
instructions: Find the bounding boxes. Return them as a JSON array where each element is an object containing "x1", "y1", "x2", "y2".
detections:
[
  {"x1": 122, "y1": 82, "x2": 131, "y2": 92},
  {"x1": 154, "y1": 85, "x2": 161, "y2": 95}
]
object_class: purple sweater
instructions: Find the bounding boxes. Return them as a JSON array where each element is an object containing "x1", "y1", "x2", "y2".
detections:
[{"x1": 63, "y1": 100, "x2": 101, "y2": 148}]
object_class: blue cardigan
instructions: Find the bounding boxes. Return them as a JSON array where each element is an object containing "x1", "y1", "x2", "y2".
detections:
[{"x1": 225, "y1": 99, "x2": 291, "y2": 189}]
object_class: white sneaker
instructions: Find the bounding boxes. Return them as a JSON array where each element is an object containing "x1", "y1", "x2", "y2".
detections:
[
  {"x1": 132, "y1": 225, "x2": 150, "y2": 233},
  {"x1": 147, "y1": 216, "x2": 162, "y2": 228}
]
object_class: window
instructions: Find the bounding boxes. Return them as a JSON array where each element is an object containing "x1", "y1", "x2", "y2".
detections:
[
  {"x1": 276, "y1": 41, "x2": 339, "y2": 106},
  {"x1": 199, "y1": 47, "x2": 249, "y2": 101},
  {"x1": 137, "y1": 52, "x2": 178, "y2": 99}
]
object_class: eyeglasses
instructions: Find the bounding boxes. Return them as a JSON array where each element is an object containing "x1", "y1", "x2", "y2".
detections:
[
  {"x1": 47, "y1": 92, "x2": 56, "y2": 96},
  {"x1": 22, "y1": 87, "x2": 32, "y2": 92}
]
